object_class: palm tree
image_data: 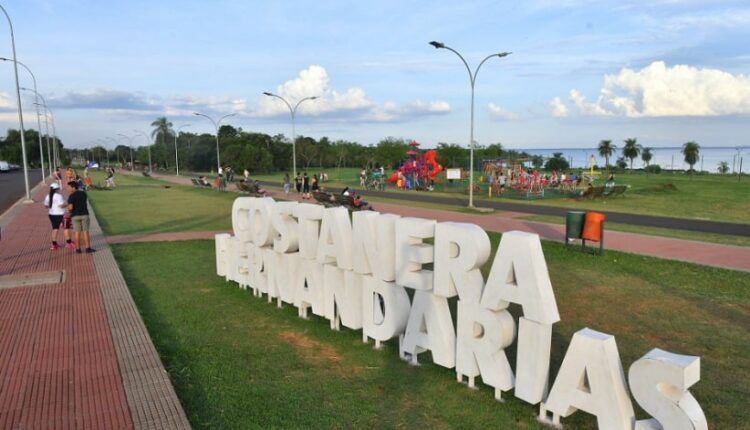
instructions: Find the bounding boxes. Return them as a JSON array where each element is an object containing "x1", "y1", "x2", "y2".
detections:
[
  {"x1": 622, "y1": 138, "x2": 641, "y2": 171},
  {"x1": 641, "y1": 147, "x2": 653, "y2": 176},
  {"x1": 682, "y1": 141, "x2": 700, "y2": 176},
  {"x1": 150, "y1": 117, "x2": 174, "y2": 143},
  {"x1": 718, "y1": 161, "x2": 729, "y2": 174},
  {"x1": 598, "y1": 140, "x2": 616, "y2": 171}
]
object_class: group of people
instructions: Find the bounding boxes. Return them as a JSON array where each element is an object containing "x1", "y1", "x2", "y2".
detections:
[
  {"x1": 284, "y1": 172, "x2": 325, "y2": 199},
  {"x1": 52, "y1": 166, "x2": 114, "y2": 191},
  {"x1": 44, "y1": 179, "x2": 94, "y2": 253}
]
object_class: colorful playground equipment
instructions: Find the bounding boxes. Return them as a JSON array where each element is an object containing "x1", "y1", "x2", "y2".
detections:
[{"x1": 388, "y1": 140, "x2": 444, "y2": 190}]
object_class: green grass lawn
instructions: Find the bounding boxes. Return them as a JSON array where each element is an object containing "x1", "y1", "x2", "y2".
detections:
[
  {"x1": 85, "y1": 171, "x2": 235, "y2": 235},
  {"x1": 255, "y1": 168, "x2": 750, "y2": 224},
  {"x1": 112, "y1": 237, "x2": 749, "y2": 429}
]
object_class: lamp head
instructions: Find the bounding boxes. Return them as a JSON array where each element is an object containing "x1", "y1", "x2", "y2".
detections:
[
  {"x1": 193, "y1": 112, "x2": 200, "y2": 116},
  {"x1": 310, "y1": 96, "x2": 319, "y2": 100},
  {"x1": 263, "y1": 92, "x2": 273, "y2": 96},
  {"x1": 429, "y1": 41, "x2": 445, "y2": 49},
  {"x1": 0, "y1": 57, "x2": 8, "y2": 61},
  {"x1": 496, "y1": 52, "x2": 512, "y2": 58}
]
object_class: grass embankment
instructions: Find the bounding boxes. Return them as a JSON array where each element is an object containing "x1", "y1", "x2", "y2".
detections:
[
  {"x1": 254, "y1": 168, "x2": 750, "y2": 224},
  {"x1": 112, "y1": 238, "x2": 749, "y2": 429}
]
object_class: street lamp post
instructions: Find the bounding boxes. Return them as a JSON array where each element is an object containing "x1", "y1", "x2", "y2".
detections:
[
  {"x1": 133, "y1": 130, "x2": 153, "y2": 172},
  {"x1": 117, "y1": 133, "x2": 135, "y2": 170},
  {"x1": 105, "y1": 137, "x2": 118, "y2": 167},
  {"x1": 8, "y1": 62, "x2": 46, "y2": 183},
  {"x1": 174, "y1": 124, "x2": 190, "y2": 176},
  {"x1": 429, "y1": 41, "x2": 511, "y2": 208},
  {"x1": 262, "y1": 92, "x2": 318, "y2": 180},
  {"x1": 193, "y1": 112, "x2": 236, "y2": 173},
  {"x1": 32, "y1": 93, "x2": 54, "y2": 176},
  {"x1": 1, "y1": 5, "x2": 31, "y2": 201}
]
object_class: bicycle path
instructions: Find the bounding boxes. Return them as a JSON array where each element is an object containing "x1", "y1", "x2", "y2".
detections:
[{"x1": 130, "y1": 171, "x2": 750, "y2": 272}]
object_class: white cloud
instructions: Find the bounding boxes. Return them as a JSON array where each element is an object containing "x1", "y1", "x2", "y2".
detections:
[
  {"x1": 549, "y1": 97, "x2": 568, "y2": 117},
  {"x1": 257, "y1": 65, "x2": 449, "y2": 122},
  {"x1": 487, "y1": 103, "x2": 518, "y2": 120},
  {"x1": 563, "y1": 61, "x2": 750, "y2": 117}
]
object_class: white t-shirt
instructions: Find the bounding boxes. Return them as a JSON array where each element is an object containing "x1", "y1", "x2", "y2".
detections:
[{"x1": 44, "y1": 192, "x2": 66, "y2": 216}]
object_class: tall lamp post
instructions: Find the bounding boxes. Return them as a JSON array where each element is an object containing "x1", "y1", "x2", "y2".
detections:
[
  {"x1": 32, "y1": 93, "x2": 54, "y2": 175},
  {"x1": 133, "y1": 130, "x2": 152, "y2": 171},
  {"x1": 7, "y1": 62, "x2": 45, "y2": 183},
  {"x1": 117, "y1": 133, "x2": 135, "y2": 170},
  {"x1": 262, "y1": 92, "x2": 318, "y2": 180},
  {"x1": 174, "y1": 124, "x2": 190, "y2": 176},
  {"x1": 429, "y1": 41, "x2": 510, "y2": 208},
  {"x1": 193, "y1": 112, "x2": 236, "y2": 173},
  {"x1": 1, "y1": 5, "x2": 31, "y2": 201}
]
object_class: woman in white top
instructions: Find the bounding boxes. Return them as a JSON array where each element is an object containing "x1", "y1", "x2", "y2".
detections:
[{"x1": 44, "y1": 183, "x2": 67, "y2": 250}]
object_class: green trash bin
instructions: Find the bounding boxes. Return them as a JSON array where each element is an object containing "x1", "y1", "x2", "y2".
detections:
[{"x1": 565, "y1": 211, "x2": 585, "y2": 245}]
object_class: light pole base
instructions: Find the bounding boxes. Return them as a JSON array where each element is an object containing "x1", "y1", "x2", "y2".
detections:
[{"x1": 22, "y1": 199, "x2": 34, "y2": 204}]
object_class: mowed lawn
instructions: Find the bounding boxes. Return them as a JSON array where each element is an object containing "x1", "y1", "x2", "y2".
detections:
[
  {"x1": 255, "y1": 168, "x2": 750, "y2": 224},
  {"x1": 86, "y1": 171, "x2": 235, "y2": 235},
  {"x1": 112, "y1": 238, "x2": 749, "y2": 429}
]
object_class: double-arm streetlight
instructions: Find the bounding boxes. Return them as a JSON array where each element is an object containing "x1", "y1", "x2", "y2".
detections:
[
  {"x1": 4, "y1": 59, "x2": 45, "y2": 183},
  {"x1": 193, "y1": 112, "x2": 236, "y2": 173},
  {"x1": 1, "y1": 5, "x2": 30, "y2": 200},
  {"x1": 262, "y1": 92, "x2": 318, "y2": 180},
  {"x1": 429, "y1": 41, "x2": 511, "y2": 208},
  {"x1": 174, "y1": 124, "x2": 190, "y2": 176}
]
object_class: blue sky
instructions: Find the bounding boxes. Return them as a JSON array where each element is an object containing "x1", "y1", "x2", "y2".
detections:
[{"x1": 1, "y1": 0, "x2": 749, "y2": 150}]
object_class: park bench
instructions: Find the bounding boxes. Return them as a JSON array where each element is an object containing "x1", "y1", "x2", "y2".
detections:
[
  {"x1": 236, "y1": 180, "x2": 266, "y2": 197},
  {"x1": 313, "y1": 191, "x2": 337, "y2": 207},
  {"x1": 191, "y1": 178, "x2": 212, "y2": 188}
]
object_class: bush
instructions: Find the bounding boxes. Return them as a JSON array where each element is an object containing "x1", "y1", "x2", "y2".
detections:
[{"x1": 644, "y1": 165, "x2": 661, "y2": 174}]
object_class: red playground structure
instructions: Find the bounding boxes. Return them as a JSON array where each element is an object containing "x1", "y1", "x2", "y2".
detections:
[{"x1": 387, "y1": 140, "x2": 444, "y2": 190}]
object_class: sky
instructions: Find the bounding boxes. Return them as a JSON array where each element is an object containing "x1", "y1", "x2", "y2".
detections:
[{"x1": 1, "y1": 0, "x2": 749, "y2": 151}]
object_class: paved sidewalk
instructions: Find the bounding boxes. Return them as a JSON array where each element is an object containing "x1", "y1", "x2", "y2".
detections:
[
  {"x1": 132, "y1": 171, "x2": 750, "y2": 272},
  {"x1": 0, "y1": 184, "x2": 189, "y2": 429}
]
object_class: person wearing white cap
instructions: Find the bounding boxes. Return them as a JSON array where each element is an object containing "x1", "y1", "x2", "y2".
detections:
[{"x1": 43, "y1": 183, "x2": 68, "y2": 250}]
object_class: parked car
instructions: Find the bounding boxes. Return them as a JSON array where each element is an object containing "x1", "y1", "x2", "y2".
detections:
[{"x1": 0, "y1": 160, "x2": 10, "y2": 172}]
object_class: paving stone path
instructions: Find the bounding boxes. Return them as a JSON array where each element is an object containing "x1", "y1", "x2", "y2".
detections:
[{"x1": 0, "y1": 183, "x2": 189, "y2": 430}]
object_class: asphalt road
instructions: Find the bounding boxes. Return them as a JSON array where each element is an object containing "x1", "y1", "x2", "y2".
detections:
[{"x1": 0, "y1": 169, "x2": 42, "y2": 214}]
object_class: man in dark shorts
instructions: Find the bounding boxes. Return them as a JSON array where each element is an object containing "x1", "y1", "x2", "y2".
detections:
[{"x1": 67, "y1": 181, "x2": 95, "y2": 254}]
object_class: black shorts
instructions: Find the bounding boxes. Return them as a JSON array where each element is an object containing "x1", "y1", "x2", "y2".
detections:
[{"x1": 49, "y1": 215, "x2": 63, "y2": 229}]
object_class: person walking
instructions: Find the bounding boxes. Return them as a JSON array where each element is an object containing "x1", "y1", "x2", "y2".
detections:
[
  {"x1": 295, "y1": 173, "x2": 302, "y2": 194},
  {"x1": 283, "y1": 173, "x2": 290, "y2": 194},
  {"x1": 302, "y1": 172, "x2": 310, "y2": 199},
  {"x1": 66, "y1": 181, "x2": 95, "y2": 254},
  {"x1": 311, "y1": 174, "x2": 320, "y2": 193},
  {"x1": 43, "y1": 183, "x2": 67, "y2": 250}
]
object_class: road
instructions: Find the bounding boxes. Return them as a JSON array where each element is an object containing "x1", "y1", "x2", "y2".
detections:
[{"x1": 0, "y1": 169, "x2": 42, "y2": 214}]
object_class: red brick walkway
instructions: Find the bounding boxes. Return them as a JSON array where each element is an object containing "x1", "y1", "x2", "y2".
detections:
[{"x1": 0, "y1": 184, "x2": 189, "y2": 429}]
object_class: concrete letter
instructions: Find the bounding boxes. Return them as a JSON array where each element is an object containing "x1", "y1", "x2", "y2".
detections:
[
  {"x1": 362, "y1": 275, "x2": 411, "y2": 347},
  {"x1": 629, "y1": 349, "x2": 707, "y2": 430},
  {"x1": 395, "y1": 217, "x2": 435, "y2": 291},
  {"x1": 272, "y1": 201, "x2": 299, "y2": 253},
  {"x1": 542, "y1": 328, "x2": 635, "y2": 430},
  {"x1": 317, "y1": 206, "x2": 353, "y2": 269},
  {"x1": 434, "y1": 222, "x2": 490, "y2": 302},
  {"x1": 400, "y1": 290, "x2": 456, "y2": 368},
  {"x1": 294, "y1": 203, "x2": 324, "y2": 260}
]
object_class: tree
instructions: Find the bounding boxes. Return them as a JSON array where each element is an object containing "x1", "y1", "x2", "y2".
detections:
[
  {"x1": 374, "y1": 137, "x2": 410, "y2": 169},
  {"x1": 435, "y1": 143, "x2": 468, "y2": 168},
  {"x1": 641, "y1": 147, "x2": 653, "y2": 168},
  {"x1": 622, "y1": 138, "x2": 641, "y2": 171},
  {"x1": 531, "y1": 155, "x2": 544, "y2": 169},
  {"x1": 544, "y1": 152, "x2": 569, "y2": 172},
  {"x1": 598, "y1": 139, "x2": 616, "y2": 171},
  {"x1": 150, "y1": 117, "x2": 173, "y2": 143},
  {"x1": 718, "y1": 161, "x2": 730, "y2": 174},
  {"x1": 682, "y1": 141, "x2": 700, "y2": 175},
  {"x1": 616, "y1": 157, "x2": 628, "y2": 170}
]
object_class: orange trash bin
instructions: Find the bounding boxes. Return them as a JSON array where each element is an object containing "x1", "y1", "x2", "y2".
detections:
[{"x1": 582, "y1": 211, "x2": 605, "y2": 241}]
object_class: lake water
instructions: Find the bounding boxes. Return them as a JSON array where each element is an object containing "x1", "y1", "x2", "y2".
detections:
[{"x1": 519, "y1": 146, "x2": 750, "y2": 173}]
